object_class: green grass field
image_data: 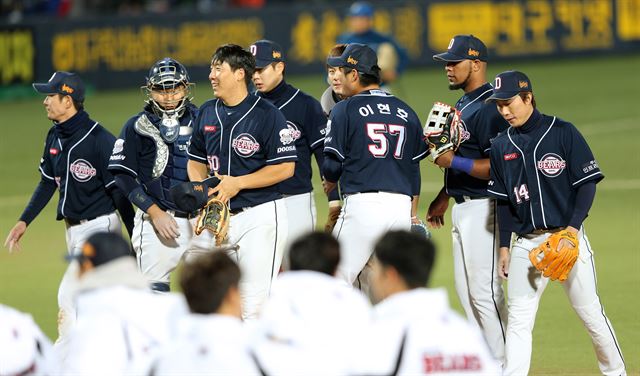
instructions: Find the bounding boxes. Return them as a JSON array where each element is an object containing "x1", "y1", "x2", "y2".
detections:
[{"x1": 1, "y1": 54, "x2": 639, "y2": 374}]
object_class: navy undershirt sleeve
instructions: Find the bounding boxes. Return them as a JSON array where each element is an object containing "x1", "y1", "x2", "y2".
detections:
[
  {"x1": 322, "y1": 153, "x2": 343, "y2": 183},
  {"x1": 19, "y1": 178, "x2": 57, "y2": 225},
  {"x1": 569, "y1": 181, "x2": 596, "y2": 229},
  {"x1": 108, "y1": 186, "x2": 135, "y2": 238},
  {"x1": 497, "y1": 199, "x2": 514, "y2": 248},
  {"x1": 114, "y1": 173, "x2": 154, "y2": 212},
  {"x1": 314, "y1": 146, "x2": 340, "y2": 201}
]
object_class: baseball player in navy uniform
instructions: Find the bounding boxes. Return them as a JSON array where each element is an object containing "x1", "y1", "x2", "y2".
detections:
[
  {"x1": 108, "y1": 58, "x2": 210, "y2": 293},
  {"x1": 4, "y1": 71, "x2": 134, "y2": 349},
  {"x1": 487, "y1": 71, "x2": 625, "y2": 375},
  {"x1": 250, "y1": 39, "x2": 337, "y2": 258},
  {"x1": 187, "y1": 44, "x2": 297, "y2": 320},
  {"x1": 428, "y1": 35, "x2": 509, "y2": 362},
  {"x1": 323, "y1": 43, "x2": 428, "y2": 295}
]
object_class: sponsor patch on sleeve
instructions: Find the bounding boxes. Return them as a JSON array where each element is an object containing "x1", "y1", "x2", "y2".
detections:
[{"x1": 581, "y1": 159, "x2": 599, "y2": 174}]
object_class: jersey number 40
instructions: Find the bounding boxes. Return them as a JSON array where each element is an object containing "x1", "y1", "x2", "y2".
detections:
[{"x1": 367, "y1": 123, "x2": 407, "y2": 159}]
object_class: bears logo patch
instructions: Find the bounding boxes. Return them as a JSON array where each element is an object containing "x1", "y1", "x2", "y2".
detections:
[
  {"x1": 69, "y1": 159, "x2": 97, "y2": 182},
  {"x1": 537, "y1": 153, "x2": 566, "y2": 177},
  {"x1": 279, "y1": 121, "x2": 302, "y2": 145},
  {"x1": 232, "y1": 133, "x2": 260, "y2": 157}
]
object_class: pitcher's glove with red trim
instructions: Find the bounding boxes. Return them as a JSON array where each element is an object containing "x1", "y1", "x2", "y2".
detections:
[{"x1": 423, "y1": 102, "x2": 462, "y2": 161}]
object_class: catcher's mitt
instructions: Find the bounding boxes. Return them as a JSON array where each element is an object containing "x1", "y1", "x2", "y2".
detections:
[
  {"x1": 528, "y1": 230, "x2": 579, "y2": 282},
  {"x1": 423, "y1": 102, "x2": 462, "y2": 161},
  {"x1": 194, "y1": 197, "x2": 230, "y2": 246}
]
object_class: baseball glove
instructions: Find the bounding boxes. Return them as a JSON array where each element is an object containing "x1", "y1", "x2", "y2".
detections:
[
  {"x1": 423, "y1": 102, "x2": 462, "y2": 161},
  {"x1": 410, "y1": 219, "x2": 432, "y2": 239},
  {"x1": 528, "y1": 230, "x2": 579, "y2": 282},
  {"x1": 194, "y1": 197, "x2": 230, "y2": 246}
]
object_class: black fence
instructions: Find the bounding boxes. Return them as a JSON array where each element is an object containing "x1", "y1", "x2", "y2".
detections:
[{"x1": 2, "y1": 0, "x2": 639, "y2": 89}]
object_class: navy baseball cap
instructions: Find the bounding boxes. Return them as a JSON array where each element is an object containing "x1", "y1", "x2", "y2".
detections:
[
  {"x1": 66, "y1": 232, "x2": 133, "y2": 267},
  {"x1": 433, "y1": 34, "x2": 488, "y2": 62},
  {"x1": 486, "y1": 70, "x2": 533, "y2": 101},
  {"x1": 348, "y1": 1, "x2": 374, "y2": 17},
  {"x1": 327, "y1": 43, "x2": 380, "y2": 77},
  {"x1": 251, "y1": 40, "x2": 285, "y2": 69},
  {"x1": 33, "y1": 71, "x2": 85, "y2": 102}
]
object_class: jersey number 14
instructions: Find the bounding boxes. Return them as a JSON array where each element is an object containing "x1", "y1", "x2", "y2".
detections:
[
  {"x1": 367, "y1": 123, "x2": 406, "y2": 159},
  {"x1": 513, "y1": 183, "x2": 530, "y2": 204}
]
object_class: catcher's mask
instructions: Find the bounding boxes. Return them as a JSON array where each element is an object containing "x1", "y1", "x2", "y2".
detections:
[{"x1": 143, "y1": 58, "x2": 194, "y2": 142}]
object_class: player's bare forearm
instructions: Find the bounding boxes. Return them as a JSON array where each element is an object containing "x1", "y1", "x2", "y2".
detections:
[
  {"x1": 498, "y1": 247, "x2": 510, "y2": 280},
  {"x1": 213, "y1": 162, "x2": 294, "y2": 203},
  {"x1": 426, "y1": 187, "x2": 449, "y2": 228},
  {"x1": 187, "y1": 160, "x2": 209, "y2": 181},
  {"x1": 147, "y1": 204, "x2": 180, "y2": 239},
  {"x1": 435, "y1": 152, "x2": 491, "y2": 180},
  {"x1": 411, "y1": 195, "x2": 420, "y2": 221}
]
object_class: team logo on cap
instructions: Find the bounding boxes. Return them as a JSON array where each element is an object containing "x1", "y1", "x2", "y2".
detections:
[
  {"x1": 519, "y1": 81, "x2": 529, "y2": 89},
  {"x1": 537, "y1": 153, "x2": 566, "y2": 177},
  {"x1": 61, "y1": 84, "x2": 74, "y2": 94},
  {"x1": 232, "y1": 133, "x2": 260, "y2": 157},
  {"x1": 447, "y1": 38, "x2": 455, "y2": 49},
  {"x1": 70, "y1": 159, "x2": 97, "y2": 182},
  {"x1": 468, "y1": 48, "x2": 480, "y2": 57},
  {"x1": 347, "y1": 56, "x2": 358, "y2": 65},
  {"x1": 279, "y1": 121, "x2": 301, "y2": 145},
  {"x1": 272, "y1": 51, "x2": 282, "y2": 59}
]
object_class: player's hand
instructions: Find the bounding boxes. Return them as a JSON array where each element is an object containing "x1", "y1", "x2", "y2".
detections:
[
  {"x1": 498, "y1": 247, "x2": 511, "y2": 280},
  {"x1": 211, "y1": 173, "x2": 242, "y2": 204},
  {"x1": 323, "y1": 180, "x2": 337, "y2": 195},
  {"x1": 325, "y1": 202, "x2": 342, "y2": 233},
  {"x1": 557, "y1": 226, "x2": 579, "y2": 251},
  {"x1": 433, "y1": 149, "x2": 454, "y2": 168},
  {"x1": 148, "y1": 206, "x2": 180, "y2": 240},
  {"x1": 426, "y1": 191, "x2": 450, "y2": 228},
  {"x1": 4, "y1": 221, "x2": 27, "y2": 253}
]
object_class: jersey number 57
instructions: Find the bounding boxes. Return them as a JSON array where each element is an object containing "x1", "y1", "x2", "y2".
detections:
[{"x1": 367, "y1": 123, "x2": 406, "y2": 159}]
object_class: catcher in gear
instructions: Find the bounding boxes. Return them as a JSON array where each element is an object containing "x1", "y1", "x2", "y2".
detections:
[{"x1": 487, "y1": 70, "x2": 625, "y2": 375}]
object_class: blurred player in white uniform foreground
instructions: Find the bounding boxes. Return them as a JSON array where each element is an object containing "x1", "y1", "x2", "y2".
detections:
[
  {"x1": 61, "y1": 232, "x2": 188, "y2": 374},
  {"x1": 251, "y1": 232, "x2": 371, "y2": 375},
  {"x1": 355, "y1": 230, "x2": 500, "y2": 375},
  {"x1": 148, "y1": 252, "x2": 261, "y2": 375}
]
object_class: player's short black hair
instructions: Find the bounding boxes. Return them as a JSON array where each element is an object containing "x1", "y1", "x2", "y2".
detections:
[
  {"x1": 212, "y1": 44, "x2": 256, "y2": 87},
  {"x1": 340, "y1": 67, "x2": 381, "y2": 87},
  {"x1": 374, "y1": 230, "x2": 436, "y2": 289},
  {"x1": 519, "y1": 92, "x2": 536, "y2": 109},
  {"x1": 288, "y1": 232, "x2": 340, "y2": 276},
  {"x1": 180, "y1": 252, "x2": 241, "y2": 314}
]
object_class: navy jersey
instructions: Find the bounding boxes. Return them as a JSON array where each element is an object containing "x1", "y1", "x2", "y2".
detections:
[
  {"x1": 487, "y1": 110, "x2": 604, "y2": 234},
  {"x1": 256, "y1": 81, "x2": 326, "y2": 195},
  {"x1": 38, "y1": 110, "x2": 117, "y2": 221},
  {"x1": 188, "y1": 94, "x2": 298, "y2": 210},
  {"x1": 445, "y1": 83, "x2": 509, "y2": 198},
  {"x1": 108, "y1": 104, "x2": 198, "y2": 211},
  {"x1": 324, "y1": 89, "x2": 428, "y2": 196}
]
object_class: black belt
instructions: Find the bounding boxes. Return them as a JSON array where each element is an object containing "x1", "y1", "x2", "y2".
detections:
[
  {"x1": 230, "y1": 207, "x2": 251, "y2": 215},
  {"x1": 167, "y1": 210, "x2": 194, "y2": 219},
  {"x1": 64, "y1": 216, "x2": 98, "y2": 227},
  {"x1": 453, "y1": 196, "x2": 486, "y2": 204}
]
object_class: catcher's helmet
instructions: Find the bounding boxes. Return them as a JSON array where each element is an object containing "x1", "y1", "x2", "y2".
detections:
[{"x1": 144, "y1": 57, "x2": 193, "y2": 118}]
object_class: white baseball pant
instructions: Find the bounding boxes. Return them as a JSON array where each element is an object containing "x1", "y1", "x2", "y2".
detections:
[
  {"x1": 504, "y1": 227, "x2": 626, "y2": 376},
  {"x1": 281, "y1": 192, "x2": 316, "y2": 270},
  {"x1": 224, "y1": 199, "x2": 288, "y2": 320},
  {"x1": 451, "y1": 197, "x2": 507, "y2": 363},
  {"x1": 333, "y1": 192, "x2": 411, "y2": 298},
  {"x1": 131, "y1": 209, "x2": 215, "y2": 289},
  {"x1": 56, "y1": 212, "x2": 122, "y2": 357}
]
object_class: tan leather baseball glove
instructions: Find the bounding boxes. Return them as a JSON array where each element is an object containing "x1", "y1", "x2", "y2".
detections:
[
  {"x1": 529, "y1": 229, "x2": 579, "y2": 282},
  {"x1": 194, "y1": 197, "x2": 230, "y2": 246}
]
